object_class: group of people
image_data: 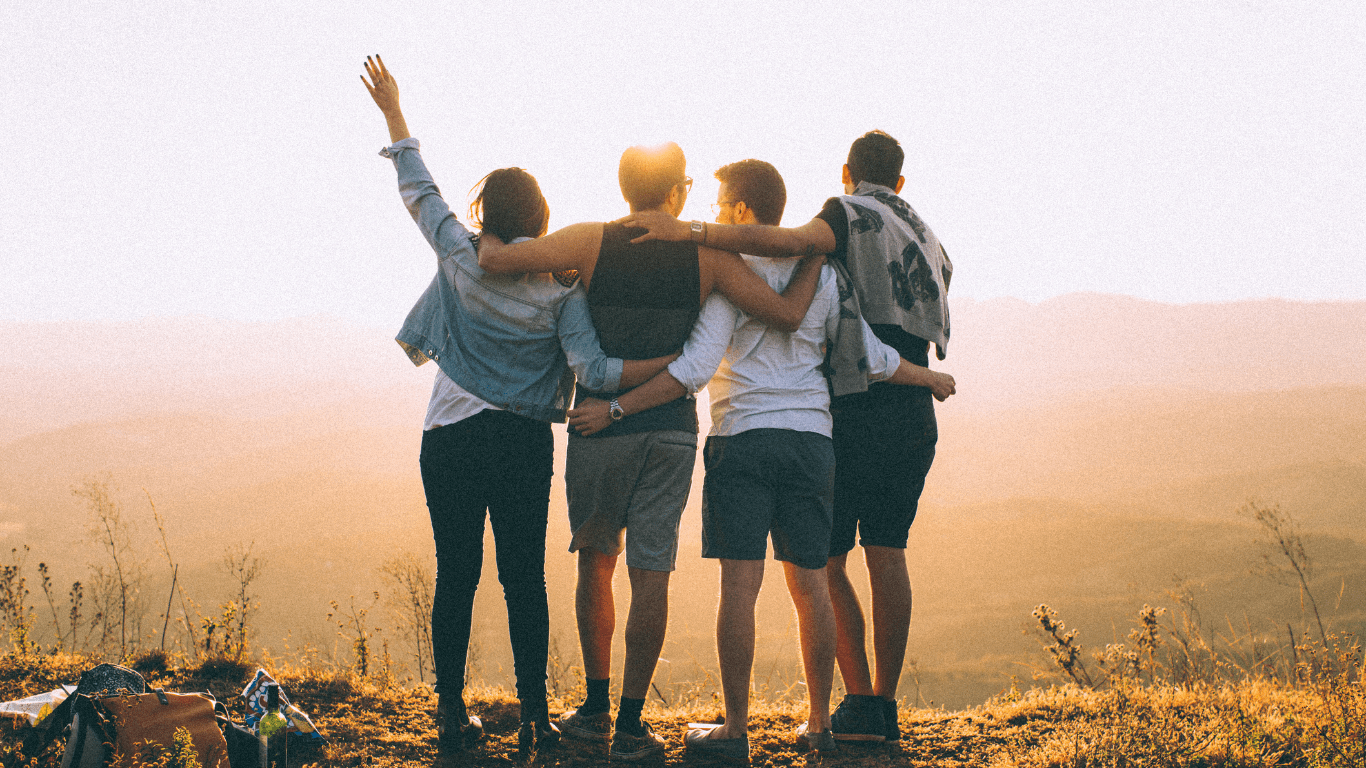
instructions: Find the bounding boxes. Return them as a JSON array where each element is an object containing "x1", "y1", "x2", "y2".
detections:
[{"x1": 362, "y1": 55, "x2": 956, "y2": 761}]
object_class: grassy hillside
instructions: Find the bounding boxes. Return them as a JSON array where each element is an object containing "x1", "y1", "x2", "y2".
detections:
[{"x1": 0, "y1": 648, "x2": 1361, "y2": 767}]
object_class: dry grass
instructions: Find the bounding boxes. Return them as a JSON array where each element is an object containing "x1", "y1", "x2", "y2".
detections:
[{"x1": 0, "y1": 650, "x2": 1361, "y2": 767}]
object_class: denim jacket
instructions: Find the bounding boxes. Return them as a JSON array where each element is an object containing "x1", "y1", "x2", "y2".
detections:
[{"x1": 383, "y1": 138, "x2": 622, "y2": 423}]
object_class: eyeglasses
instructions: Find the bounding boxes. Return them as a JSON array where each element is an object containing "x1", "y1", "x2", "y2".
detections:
[
  {"x1": 710, "y1": 200, "x2": 742, "y2": 216},
  {"x1": 680, "y1": 176, "x2": 693, "y2": 193}
]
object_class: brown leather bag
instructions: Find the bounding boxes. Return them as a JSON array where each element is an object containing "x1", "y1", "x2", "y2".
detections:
[{"x1": 94, "y1": 690, "x2": 230, "y2": 768}]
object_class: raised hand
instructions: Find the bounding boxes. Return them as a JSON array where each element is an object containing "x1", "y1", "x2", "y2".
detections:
[
  {"x1": 362, "y1": 55, "x2": 400, "y2": 113},
  {"x1": 361, "y1": 55, "x2": 410, "y2": 143}
]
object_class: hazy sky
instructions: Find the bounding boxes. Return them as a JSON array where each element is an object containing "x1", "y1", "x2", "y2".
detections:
[{"x1": 3, "y1": 1, "x2": 1364, "y2": 327}]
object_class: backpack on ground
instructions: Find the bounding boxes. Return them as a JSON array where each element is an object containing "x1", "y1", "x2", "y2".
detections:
[{"x1": 61, "y1": 688, "x2": 231, "y2": 768}]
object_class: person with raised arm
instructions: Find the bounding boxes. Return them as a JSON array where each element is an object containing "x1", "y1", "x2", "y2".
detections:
[
  {"x1": 620, "y1": 131, "x2": 953, "y2": 744},
  {"x1": 360, "y1": 56, "x2": 678, "y2": 759},
  {"x1": 568, "y1": 159, "x2": 954, "y2": 760},
  {"x1": 477, "y1": 144, "x2": 823, "y2": 762}
]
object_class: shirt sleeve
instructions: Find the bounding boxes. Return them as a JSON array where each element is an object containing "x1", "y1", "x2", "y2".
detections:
[
  {"x1": 380, "y1": 138, "x2": 476, "y2": 261},
  {"x1": 556, "y1": 286, "x2": 624, "y2": 392},
  {"x1": 820, "y1": 265, "x2": 842, "y2": 341},
  {"x1": 862, "y1": 318, "x2": 903, "y2": 382},
  {"x1": 815, "y1": 198, "x2": 850, "y2": 266},
  {"x1": 665, "y1": 293, "x2": 739, "y2": 394}
]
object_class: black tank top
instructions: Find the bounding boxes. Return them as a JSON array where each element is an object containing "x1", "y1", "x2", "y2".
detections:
[{"x1": 575, "y1": 221, "x2": 701, "y2": 437}]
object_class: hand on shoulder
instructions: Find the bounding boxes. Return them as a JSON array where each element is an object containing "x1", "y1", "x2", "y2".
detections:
[{"x1": 617, "y1": 211, "x2": 691, "y2": 244}]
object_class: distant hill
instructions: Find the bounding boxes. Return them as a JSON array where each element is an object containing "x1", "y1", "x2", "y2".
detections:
[
  {"x1": 4, "y1": 295, "x2": 1366, "y2": 441},
  {"x1": 931, "y1": 385, "x2": 1366, "y2": 520},
  {"x1": 947, "y1": 294, "x2": 1366, "y2": 409},
  {"x1": 1, "y1": 296, "x2": 1363, "y2": 709}
]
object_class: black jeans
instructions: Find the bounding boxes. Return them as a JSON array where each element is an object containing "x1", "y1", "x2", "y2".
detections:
[{"x1": 420, "y1": 409, "x2": 553, "y2": 710}]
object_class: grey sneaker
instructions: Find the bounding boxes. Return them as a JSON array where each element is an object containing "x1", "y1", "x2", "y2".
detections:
[
  {"x1": 829, "y1": 694, "x2": 887, "y2": 742},
  {"x1": 882, "y1": 698, "x2": 901, "y2": 742},
  {"x1": 610, "y1": 720, "x2": 666, "y2": 762},
  {"x1": 795, "y1": 723, "x2": 838, "y2": 753},
  {"x1": 683, "y1": 727, "x2": 749, "y2": 763},
  {"x1": 557, "y1": 707, "x2": 611, "y2": 743}
]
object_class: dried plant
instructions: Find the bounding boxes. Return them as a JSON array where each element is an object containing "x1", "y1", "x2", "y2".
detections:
[
  {"x1": 329, "y1": 592, "x2": 381, "y2": 678},
  {"x1": 1243, "y1": 500, "x2": 1329, "y2": 649},
  {"x1": 378, "y1": 551, "x2": 434, "y2": 682},
  {"x1": 1032, "y1": 603, "x2": 1094, "y2": 688}
]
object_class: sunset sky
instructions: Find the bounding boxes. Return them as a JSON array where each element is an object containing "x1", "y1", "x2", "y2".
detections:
[{"x1": 4, "y1": 1, "x2": 1363, "y2": 328}]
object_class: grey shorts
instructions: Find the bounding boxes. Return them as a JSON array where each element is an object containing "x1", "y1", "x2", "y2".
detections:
[
  {"x1": 700, "y1": 429, "x2": 835, "y2": 571},
  {"x1": 565, "y1": 429, "x2": 697, "y2": 572}
]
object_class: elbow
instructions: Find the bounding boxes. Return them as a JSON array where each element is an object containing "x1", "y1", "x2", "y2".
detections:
[
  {"x1": 476, "y1": 236, "x2": 517, "y2": 274},
  {"x1": 771, "y1": 312, "x2": 802, "y2": 334},
  {"x1": 477, "y1": 250, "x2": 510, "y2": 274}
]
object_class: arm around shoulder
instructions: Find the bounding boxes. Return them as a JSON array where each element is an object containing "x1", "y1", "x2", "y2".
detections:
[
  {"x1": 707, "y1": 250, "x2": 824, "y2": 333},
  {"x1": 622, "y1": 211, "x2": 837, "y2": 258},
  {"x1": 478, "y1": 221, "x2": 603, "y2": 275}
]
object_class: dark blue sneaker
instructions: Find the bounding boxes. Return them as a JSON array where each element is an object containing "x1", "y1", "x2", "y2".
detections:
[
  {"x1": 882, "y1": 697, "x2": 901, "y2": 742},
  {"x1": 829, "y1": 694, "x2": 887, "y2": 742}
]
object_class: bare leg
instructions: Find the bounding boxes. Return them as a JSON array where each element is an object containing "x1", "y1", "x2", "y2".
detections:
[
  {"x1": 705, "y1": 559, "x2": 764, "y2": 739},
  {"x1": 826, "y1": 550, "x2": 875, "y2": 696},
  {"x1": 783, "y1": 561, "x2": 837, "y2": 732},
  {"x1": 576, "y1": 549, "x2": 618, "y2": 681},
  {"x1": 620, "y1": 566, "x2": 671, "y2": 700},
  {"x1": 865, "y1": 545, "x2": 912, "y2": 700}
]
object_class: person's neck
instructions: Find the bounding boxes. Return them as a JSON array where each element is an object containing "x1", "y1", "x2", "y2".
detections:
[{"x1": 628, "y1": 203, "x2": 676, "y2": 217}]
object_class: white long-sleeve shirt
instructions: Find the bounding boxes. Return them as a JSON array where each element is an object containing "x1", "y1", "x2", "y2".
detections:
[{"x1": 665, "y1": 257, "x2": 902, "y2": 438}]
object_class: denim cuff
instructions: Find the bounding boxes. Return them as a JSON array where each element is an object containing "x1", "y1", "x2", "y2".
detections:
[{"x1": 378, "y1": 137, "x2": 421, "y2": 158}]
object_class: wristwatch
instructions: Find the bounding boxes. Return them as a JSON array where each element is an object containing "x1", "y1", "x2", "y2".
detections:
[
  {"x1": 689, "y1": 220, "x2": 705, "y2": 243},
  {"x1": 609, "y1": 398, "x2": 624, "y2": 421}
]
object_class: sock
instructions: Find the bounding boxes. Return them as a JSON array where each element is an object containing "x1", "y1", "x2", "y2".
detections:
[
  {"x1": 582, "y1": 678, "x2": 610, "y2": 715},
  {"x1": 616, "y1": 697, "x2": 645, "y2": 735}
]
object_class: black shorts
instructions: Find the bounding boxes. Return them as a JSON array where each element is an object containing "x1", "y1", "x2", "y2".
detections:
[
  {"x1": 830, "y1": 391, "x2": 937, "y2": 557},
  {"x1": 700, "y1": 429, "x2": 835, "y2": 571}
]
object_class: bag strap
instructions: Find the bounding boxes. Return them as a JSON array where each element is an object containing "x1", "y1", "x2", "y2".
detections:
[{"x1": 23, "y1": 693, "x2": 76, "y2": 756}]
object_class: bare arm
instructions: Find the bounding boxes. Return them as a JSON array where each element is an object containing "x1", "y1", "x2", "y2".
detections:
[
  {"x1": 855, "y1": 317, "x2": 957, "y2": 401},
  {"x1": 364, "y1": 56, "x2": 474, "y2": 260},
  {"x1": 619, "y1": 210, "x2": 838, "y2": 258},
  {"x1": 478, "y1": 223, "x2": 603, "y2": 277},
  {"x1": 886, "y1": 361, "x2": 957, "y2": 401},
  {"x1": 619, "y1": 353, "x2": 681, "y2": 388},
  {"x1": 706, "y1": 250, "x2": 824, "y2": 333},
  {"x1": 567, "y1": 374, "x2": 688, "y2": 437},
  {"x1": 361, "y1": 55, "x2": 410, "y2": 143}
]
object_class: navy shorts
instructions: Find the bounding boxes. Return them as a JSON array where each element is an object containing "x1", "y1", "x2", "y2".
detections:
[
  {"x1": 830, "y1": 393, "x2": 937, "y2": 557},
  {"x1": 700, "y1": 429, "x2": 835, "y2": 571}
]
